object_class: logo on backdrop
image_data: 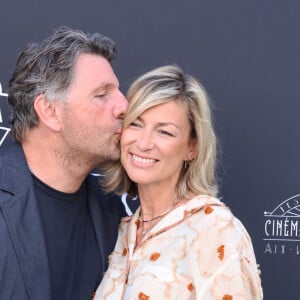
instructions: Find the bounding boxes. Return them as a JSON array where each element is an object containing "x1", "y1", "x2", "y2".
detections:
[
  {"x1": 263, "y1": 194, "x2": 300, "y2": 255},
  {"x1": 0, "y1": 82, "x2": 11, "y2": 146}
]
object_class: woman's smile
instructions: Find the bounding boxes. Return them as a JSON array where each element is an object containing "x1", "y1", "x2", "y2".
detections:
[{"x1": 131, "y1": 153, "x2": 158, "y2": 165}]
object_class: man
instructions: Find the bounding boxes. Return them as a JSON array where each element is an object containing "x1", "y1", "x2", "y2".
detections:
[{"x1": 0, "y1": 27, "x2": 135, "y2": 300}]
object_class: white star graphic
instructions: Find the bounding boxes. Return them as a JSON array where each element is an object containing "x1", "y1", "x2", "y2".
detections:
[{"x1": 0, "y1": 82, "x2": 11, "y2": 146}]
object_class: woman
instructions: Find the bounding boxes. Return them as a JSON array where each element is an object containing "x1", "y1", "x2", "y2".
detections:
[{"x1": 95, "y1": 65, "x2": 263, "y2": 299}]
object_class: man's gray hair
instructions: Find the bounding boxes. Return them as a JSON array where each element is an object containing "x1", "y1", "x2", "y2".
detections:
[{"x1": 8, "y1": 26, "x2": 116, "y2": 142}]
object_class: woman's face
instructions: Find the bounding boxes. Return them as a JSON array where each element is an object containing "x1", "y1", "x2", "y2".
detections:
[{"x1": 121, "y1": 100, "x2": 196, "y2": 189}]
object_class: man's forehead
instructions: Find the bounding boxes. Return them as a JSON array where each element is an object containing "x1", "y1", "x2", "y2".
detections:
[
  {"x1": 75, "y1": 52, "x2": 109, "y2": 66},
  {"x1": 72, "y1": 54, "x2": 118, "y2": 84}
]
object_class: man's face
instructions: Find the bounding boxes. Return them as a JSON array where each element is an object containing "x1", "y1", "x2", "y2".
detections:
[{"x1": 58, "y1": 53, "x2": 128, "y2": 168}]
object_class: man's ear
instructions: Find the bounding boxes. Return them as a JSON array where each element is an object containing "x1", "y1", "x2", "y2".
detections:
[{"x1": 34, "y1": 94, "x2": 62, "y2": 132}]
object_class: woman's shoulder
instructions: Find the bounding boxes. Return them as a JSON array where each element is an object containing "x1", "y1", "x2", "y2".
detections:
[
  {"x1": 187, "y1": 195, "x2": 251, "y2": 238},
  {"x1": 187, "y1": 194, "x2": 232, "y2": 218}
]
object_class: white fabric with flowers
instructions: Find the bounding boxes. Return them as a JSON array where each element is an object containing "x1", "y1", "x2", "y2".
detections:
[{"x1": 95, "y1": 195, "x2": 263, "y2": 300}]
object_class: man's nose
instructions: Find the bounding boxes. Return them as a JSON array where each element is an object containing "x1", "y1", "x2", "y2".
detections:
[{"x1": 114, "y1": 90, "x2": 128, "y2": 119}]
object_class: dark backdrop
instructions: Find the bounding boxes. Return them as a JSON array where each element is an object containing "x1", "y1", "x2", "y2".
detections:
[{"x1": 1, "y1": 1, "x2": 299, "y2": 298}]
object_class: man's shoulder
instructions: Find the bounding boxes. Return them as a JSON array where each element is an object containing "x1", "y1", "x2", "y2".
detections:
[
  {"x1": 0, "y1": 141, "x2": 30, "y2": 193},
  {"x1": 0, "y1": 140, "x2": 23, "y2": 161}
]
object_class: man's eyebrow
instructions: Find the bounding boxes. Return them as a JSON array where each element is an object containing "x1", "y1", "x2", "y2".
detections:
[{"x1": 90, "y1": 83, "x2": 116, "y2": 95}]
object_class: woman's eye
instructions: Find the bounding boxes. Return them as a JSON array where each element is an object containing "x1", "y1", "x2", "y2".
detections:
[
  {"x1": 159, "y1": 130, "x2": 174, "y2": 137},
  {"x1": 129, "y1": 122, "x2": 140, "y2": 127}
]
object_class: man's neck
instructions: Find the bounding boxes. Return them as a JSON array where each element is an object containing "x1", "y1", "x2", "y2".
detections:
[{"x1": 22, "y1": 142, "x2": 88, "y2": 193}]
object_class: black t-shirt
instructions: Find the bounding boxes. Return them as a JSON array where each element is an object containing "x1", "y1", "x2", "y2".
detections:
[{"x1": 32, "y1": 174, "x2": 102, "y2": 300}]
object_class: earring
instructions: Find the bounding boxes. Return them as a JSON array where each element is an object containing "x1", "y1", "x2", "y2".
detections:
[{"x1": 184, "y1": 160, "x2": 189, "y2": 169}]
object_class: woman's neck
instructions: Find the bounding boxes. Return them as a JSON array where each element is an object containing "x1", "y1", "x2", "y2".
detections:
[{"x1": 137, "y1": 185, "x2": 178, "y2": 220}]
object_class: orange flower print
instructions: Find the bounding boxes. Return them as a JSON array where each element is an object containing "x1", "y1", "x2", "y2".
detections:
[
  {"x1": 122, "y1": 248, "x2": 128, "y2": 256},
  {"x1": 187, "y1": 282, "x2": 194, "y2": 291},
  {"x1": 149, "y1": 252, "x2": 160, "y2": 261},
  {"x1": 222, "y1": 294, "x2": 233, "y2": 300},
  {"x1": 204, "y1": 205, "x2": 214, "y2": 214},
  {"x1": 217, "y1": 245, "x2": 225, "y2": 260},
  {"x1": 138, "y1": 292, "x2": 150, "y2": 300}
]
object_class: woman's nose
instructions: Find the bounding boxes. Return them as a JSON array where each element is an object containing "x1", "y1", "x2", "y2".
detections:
[{"x1": 136, "y1": 131, "x2": 154, "y2": 151}]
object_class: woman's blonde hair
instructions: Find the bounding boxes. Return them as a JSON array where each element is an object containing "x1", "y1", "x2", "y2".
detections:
[{"x1": 101, "y1": 65, "x2": 218, "y2": 198}]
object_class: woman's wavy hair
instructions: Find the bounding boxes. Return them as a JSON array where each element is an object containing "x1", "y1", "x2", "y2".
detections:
[{"x1": 101, "y1": 65, "x2": 218, "y2": 198}]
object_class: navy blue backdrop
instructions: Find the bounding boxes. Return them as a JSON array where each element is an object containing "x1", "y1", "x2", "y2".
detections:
[{"x1": 1, "y1": 1, "x2": 299, "y2": 298}]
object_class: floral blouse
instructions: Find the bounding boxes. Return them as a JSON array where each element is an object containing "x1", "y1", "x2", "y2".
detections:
[{"x1": 95, "y1": 195, "x2": 263, "y2": 300}]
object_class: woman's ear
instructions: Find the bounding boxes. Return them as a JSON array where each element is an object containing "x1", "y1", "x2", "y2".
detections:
[
  {"x1": 34, "y1": 94, "x2": 62, "y2": 132},
  {"x1": 186, "y1": 139, "x2": 198, "y2": 161}
]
